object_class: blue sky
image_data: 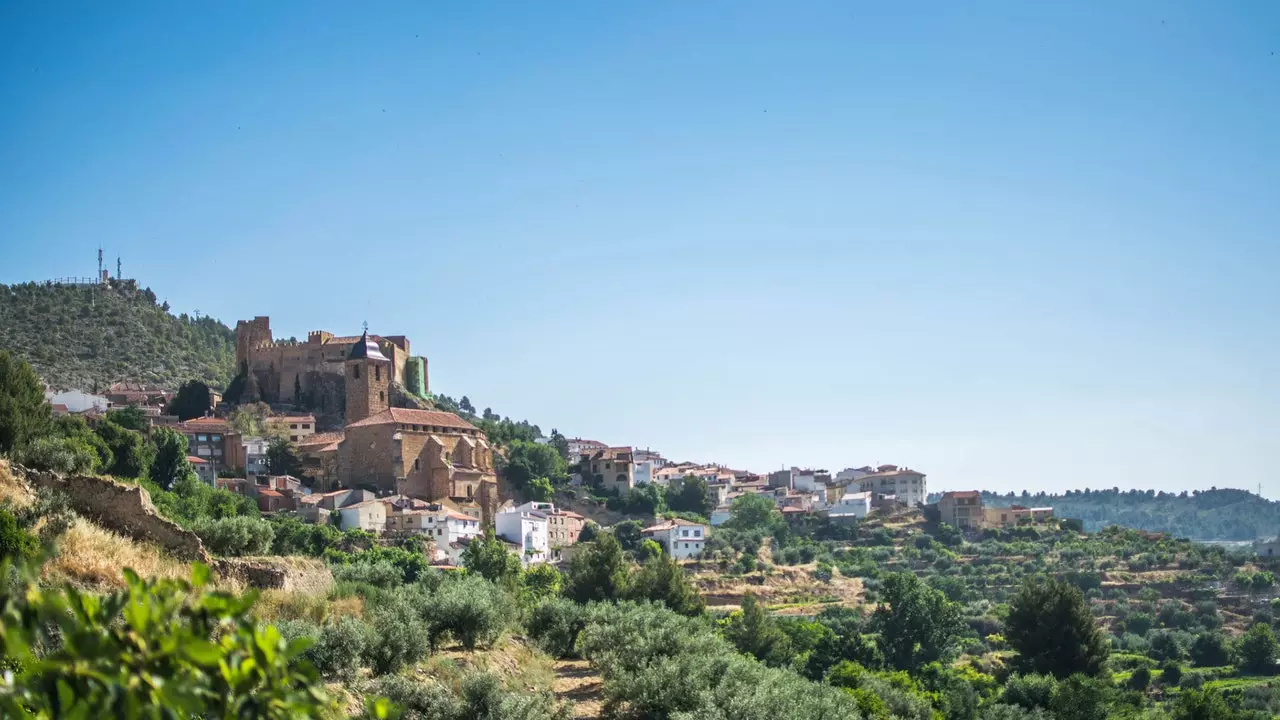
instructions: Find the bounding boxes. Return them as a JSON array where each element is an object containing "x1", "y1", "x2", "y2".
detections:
[{"x1": 2, "y1": 2, "x2": 1277, "y2": 496}]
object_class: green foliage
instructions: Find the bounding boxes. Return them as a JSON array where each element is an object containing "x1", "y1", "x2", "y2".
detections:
[
  {"x1": 628, "y1": 553, "x2": 705, "y2": 616},
  {"x1": 519, "y1": 563, "x2": 563, "y2": 601},
  {"x1": 1005, "y1": 576, "x2": 1109, "y2": 678},
  {"x1": 192, "y1": 515, "x2": 275, "y2": 556},
  {"x1": 0, "y1": 563, "x2": 337, "y2": 717},
  {"x1": 167, "y1": 379, "x2": 213, "y2": 420},
  {"x1": 1169, "y1": 688, "x2": 1237, "y2": 720},
  {"x1": 1002, "y1": 673, "x2": 1057, "y2": 710},
  {"x1": 1048, "y1": 674, "x2": 1108, "y2": 720},
  {"x1": 105, "y1": 405, "x2": 150, "y2": 432},
  {"x1": 668, "y1": 475, "x2": 715, "y2": 518},
  {"x1": 149, "y1": 425, "x2": 194, "y2": 490},
  {"x1": 0, "y1": 508, "x2": 39, "y2": 563},
  {"x1": 425, "y1": 575, "x2": 510, "y2": 650},
  {"x1": 727, "y1": 492, "x2": 782, "y2": 532},
  {"x1": 527, "y1": 476, "x2": 554, "y2": 502},
  {"x1": 612, "y1": 519, "x2": 645, "y2": 553},
  {"x1": 265, "y1": 436, "x2": 304, "y2": 477},
  {"x1": 0, "y1": 350, "x2": 51, "y2": 455},
  {"x1": 146, "y1": 473, "x2": 259, "y2": 526},
  {"x1": 525, "y1": 597, "x2": 586, "y2": 658},
  {"x1": 723, "y1": 593, "x2": 794, "y2": 667},
  {"x1": 365, "y1": 588, "x2": 432, "y2": 675},
  {"x1": 94, "y1": 419, "x2": 154, "y2": 478},
  {"x1": 502, "y1": 440, "x2": 567, "y2": 493},
  {"x1": 0, "y1": 280, "x2": 236, "y2": 391},
  {"x1": 11, "y1": 436, "x2": 100, "y2": 475},
  {"x1": 1237, "y1": 622, "x2": 1279, "y2": 674},
  {"x1": 364, "y1": 670, "x2": 559, "y2": 720},
  {"x1": 1127, "y1": 665, "x2": 1152, "y2": 690},
  {"x1": 1190, "y1": 631, "x2": 1232, "y2": 668},
  {"x1": 269, "y1": 515, "x2": 342, "y2": 556},
  {"x1": 873, "y1": 572, "x2": 964, "y2": 673},
  {"x1": 462, "y1": 529, "x2": 522, "y2": 585},
  {"x1": 563, "y1": 533, "x2": 631, "y2": 604}
]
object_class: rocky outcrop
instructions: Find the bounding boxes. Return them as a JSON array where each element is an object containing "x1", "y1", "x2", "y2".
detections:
[
  {"x1": 214, "y1": 556, "x2": 333, "y2": 593},
  {"x1": 17, "y1": 465, "x2": 211, "y2": 563}
]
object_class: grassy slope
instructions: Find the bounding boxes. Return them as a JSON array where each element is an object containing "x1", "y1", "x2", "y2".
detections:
[{"x1": 0, "y1": 279, "x2": 235, "y2": 391}]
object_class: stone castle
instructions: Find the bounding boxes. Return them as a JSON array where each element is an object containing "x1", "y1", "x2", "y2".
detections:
[
  {"x1": 234, "y1": 316, "x2": 428, "y2": 405},
  {"x1": 236, "y1": 319, "x2": 500, "y2": 523}
]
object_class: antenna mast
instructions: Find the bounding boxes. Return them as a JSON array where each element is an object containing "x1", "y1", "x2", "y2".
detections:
[
  {"x1": 117, "y1": 256, "x2": 121, "y2": 281},
  {"x1": 97, "y1": 247, "x2": 103, "y2": 282}
]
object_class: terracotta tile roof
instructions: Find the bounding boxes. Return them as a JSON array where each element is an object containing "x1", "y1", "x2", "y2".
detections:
[
  {"x1": 187, "y1": 456, "x2": 207, "y2": 464},
  {"x1": 258, "y1": 488, "x2": 283, "y2": 497},
  {"x1": 943, "y1": 490, "x2": 980, "y2": 499},
  {"x1": 51, "y1": 403, "x2": 69, "y2": 414},
  {"x1": 274, "y1": 414, "x2": 316, "y2": 424},
  {"x1": 346, "y1": 408, "x2": 477, "y2": 431},
  {"x1": 180, "y1": 417, "x2": 229, "y2": 430},
  {"x1": 297, "y1": 431, "x2": 345, "y2": 447},
  {"x1": 553, "y1": 509, "x2": 584, "y2": 519}
]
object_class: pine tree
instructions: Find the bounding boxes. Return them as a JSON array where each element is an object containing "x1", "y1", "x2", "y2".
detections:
[{"x1": 1006, "y1": 577, "x2": 1109, "y2": 678}]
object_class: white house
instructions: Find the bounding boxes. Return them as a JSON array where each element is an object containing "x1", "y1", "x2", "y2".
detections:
[
  {"x1": 642, "y1": 518, "x2": 709, "y2": 559},
  {"x1": 793, "y1": 468, "x2": 830, "y2": 494},
  {"x1": 826, "y1": 490, "x2": 871, "y2": 519},
  {"x1": 836, "y1": 467, "x2": 873, "y2": 484},
  {"x1": 241, "y1": 436, "x2": 269, "y2": 478},
  {"x1": 337, "y1": 500, "x2": 387, "y2": 533},
  {"x1": 496, "y1": 507, "x2": 550, "y2": 565}
]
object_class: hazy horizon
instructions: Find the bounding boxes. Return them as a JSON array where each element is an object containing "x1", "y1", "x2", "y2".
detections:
[{"x1": 3, "y1": 2, "x2": 1277, "y2": 498}]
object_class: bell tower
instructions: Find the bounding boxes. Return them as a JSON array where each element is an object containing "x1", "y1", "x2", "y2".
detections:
[{"x1": 345, "y1": 326, "x2": 391, "y2": 423}]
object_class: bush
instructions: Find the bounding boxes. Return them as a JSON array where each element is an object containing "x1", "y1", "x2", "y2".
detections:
[
  {"x1": 1002, "y1": 673, "x2": 1057, "y2": 710},
  {"x1": 525, "y1": 597, "x2": 586, "y2": 658},
  {"x1": 192, "y1": 515, "x2": 275, "y2": 556},
  {"x1": 365, "y1": 589, "x2": 432, "y2": 675},
  {"x1": 1126, "y1": 666, "x2": 1151, "y2": 691},
  {"x1": 307, "y1": 616, "x2": 374, "y2": 680},
  {"x1": 425, "y1": 575, "x2": 509, "y2": 650},
  {"x1": 1160, "y1": 660, "x2": 1183, "y2": 686},
  {"x1": 364, "y1": 671, "x2": 560, "y2": 720},
  {"x1": 334, "y1": 559, "x2": 407, "y2": 589},
  {"x1": 0, "y1": 508, "x2": 38, "y2": 563},
  {"x1": 12, "y1": 436, "x2": 100, "y2": 474}
]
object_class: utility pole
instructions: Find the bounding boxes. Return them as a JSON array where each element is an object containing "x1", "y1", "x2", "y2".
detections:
[{"x1": 117, "y1": 256, "x2": 121, "y2": 280}]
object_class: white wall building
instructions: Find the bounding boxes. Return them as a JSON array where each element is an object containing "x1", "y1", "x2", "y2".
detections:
[
  {"x1": 858, "y1": 466, "x2": 927, "y2": 507},
  {"x1": 242, "y1": 436, "x2": 269, "y2": 477},
  {"x1": 826, "y1": 490, "x2": 871, "y2": 519},
  {"x1": 793, "y1": 468, "x2": 827, "y2": 494},
  {"x1": 642, "y1": 518, "x2": 709, "y2": 559},
  {"x1": 337, "y1": 500, "x2": 387, "y2": 533},
  {"x1": 496, "y1": 507, "x2": 549, "y2": 565},
  {"x1": 836, "y1": 467, "x2": 873, "y2": 484},
  {"x1": 44, "y1": 390, "x2": 112, "y2": 414}
]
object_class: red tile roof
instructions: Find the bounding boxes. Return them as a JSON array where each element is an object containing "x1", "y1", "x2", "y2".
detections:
[
  {"x1": 943, "y1": 490, "x2": 980, "y2": 499},
  {"x1": 187, "y1": 456, "x2": 207, "y2": 464},
  {"x1": 51, "y1": 403, "x2": 70, "y2": 414},
  {"x1": 297, "y1": 431, "x2": 345, "y2": 448},
  {"x1": 258, "y1": 488, "x2": 283, "y2": 497},
  {"x1": 346, "y1": 408, "x2": 477, "y2": 431}
]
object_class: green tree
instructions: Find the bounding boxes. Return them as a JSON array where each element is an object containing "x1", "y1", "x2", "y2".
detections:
[
  {"x1": 265, "y1": 436, "x2": 303, "y2": 477},
  {"x1": 528, "y1": 476, "x2": 555, "y2": 502},
  {"x1": 613, "y1": 519, "x2": 645, "y2": 553},
  {"x1": 1006, "y1": 576, "x2": 1109, "y2": 678},
  {"x1": 461, "y1": 528, "x2": 522, "y2": 586},
  {"x1": 105, "y1": 405, "x2": 150, "y2": 432},
  {"x1": 504, "y1": 440, "x2": 568, "y2": 490},
  {"x1": 723, "y1": 592, "x2": 793, "y2": 666},
  {"x1": 1049, "y1": 674, "x2": 1108, "y2": 720},
  {"x1": 628, "y1": 553, "x2": 705, "y2": 617},
  {"x1": 726, "y1": 493, "x2": 781, "y2": 532},
  {"x1": 1190, "y1": 632, "x2": 1231, "y2": 667},
  {"x1": 459, "y1": 395, "x2": 476, "y2": 415},
  {"x1": 1237, "y1": 622, "x2": 1279, "y2": 674},
  {"x1": 549, "y1": 429, "x2": 570, "y2": 462},
  {"x1": 668, "y1": 475, "x2": 715, "y2": 518},
  {"x1": 564, "y1": 533, "x2": 631, "y2": 603},
  {"x1": 0, "y1": 350, "x2": 51, "y2": 454},
  {"x1": 872, "y1": 572, "x2": 964, "y2": 673},
  {"x1": 521, "y1": 563, "x2": 564, "y2": 601},
  {"x1": 149, "y1": 426, "x2": 194, "y2": 490},
  {"x1": 94, "y1": 419, "x2": 154, "y2": 478},
  {"x1": 167, "y1": 379, "x2": 213, "y2": 420},
  {"x1": 0, "y1": 564, "x2": 338, "y2": 718},
  {"x1": 53, "y1": 414, "x2": 112, "y2": 468},
  {"x1": 1170, "y1": 689, "x2": 1235, "y2": 720}
]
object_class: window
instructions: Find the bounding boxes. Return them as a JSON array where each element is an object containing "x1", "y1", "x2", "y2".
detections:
[
  {"x1": 290, "y1": 436, "x2": 298, "y2": 442},
  {"x1": 681, "y1": 529, "x2": 689, "y2": 537},
  {"x1": 303, "y1": 424, "x2": 311, "y2": 430},
  {"x1": 414, "y1": 458, "x2": 420, "y2": 471},
  {"x1": 211, "y1": 434, "x2": 221, "y2": 441},
  {"x1": 353, "y1": 365, "x2": 360, "y2": 379},
  {"x1": 290, "y1": 423, "x2": 298, "y2": 430},
  {"x1": 197, "y1": 434, "x2": 208, "y2": 442},
  {"x1": 694, "y1": 529, "x2": 701, "y2": 537},
  {"x1": 379, "y1": 391, "x2": 385, "y2": 403}
]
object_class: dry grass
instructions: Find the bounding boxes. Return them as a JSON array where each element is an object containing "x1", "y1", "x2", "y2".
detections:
[
  {"x1": 0, "y1": 459, "x2": 34, "y2": 508},
  {"x1": 419, "y1": 637, "x2": 557, "y2": 694},
  {"x1": 251, "y1": 589, "x2": 365, "y2": 624},
  {"x1": 43, "y1": 518, "x2": 191, "y2": 589}
]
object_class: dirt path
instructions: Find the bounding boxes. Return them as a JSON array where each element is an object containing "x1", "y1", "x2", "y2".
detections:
[{"x1": 552, "y1": 659, "x2": 604, "y2": 719}]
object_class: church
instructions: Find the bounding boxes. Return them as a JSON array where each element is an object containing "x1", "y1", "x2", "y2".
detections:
[{"x1": 295, "y1": 331, "x2": 500, "y2": 524}]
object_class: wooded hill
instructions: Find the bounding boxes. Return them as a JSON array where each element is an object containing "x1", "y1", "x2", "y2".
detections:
[
  {"x1": 982, "y1": 487, "x2": 1280, "y2": 541},
  {"x1": 0, "y1": 280, "x2": 235, "y2": 391}
]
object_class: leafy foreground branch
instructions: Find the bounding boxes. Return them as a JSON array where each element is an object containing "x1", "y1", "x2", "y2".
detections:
[{"x1": 0, "y1": 562, "x2": 341, "y2": 719}]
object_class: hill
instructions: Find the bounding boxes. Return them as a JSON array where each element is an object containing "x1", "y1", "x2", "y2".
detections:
[
  {"x1": 0, "y1": 279, "x2": 235, "y2": 391},
  {"x1": 982, "y1": 487, "x2": 1280, "y2": 541}
]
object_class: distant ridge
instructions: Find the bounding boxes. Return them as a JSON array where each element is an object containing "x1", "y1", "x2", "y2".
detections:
[{"x1": 0, "y1": 279, "x2": 234, "y2": 391}]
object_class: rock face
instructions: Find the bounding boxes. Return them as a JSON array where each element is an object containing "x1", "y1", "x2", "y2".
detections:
[
  {"x1": 214, "y1": 557, "x2": 333, "y2": 594},
  {"x1": 19, "y1": 465, "x2": 212, "y2": 564}
]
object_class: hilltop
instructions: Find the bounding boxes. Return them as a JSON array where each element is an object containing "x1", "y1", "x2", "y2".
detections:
[
  {"x1": 0, "y1": 279, "x2": 235, "y2": 391},
  {"x1": 982, "y1": 487, "x2": 1280, "y2": 541}
]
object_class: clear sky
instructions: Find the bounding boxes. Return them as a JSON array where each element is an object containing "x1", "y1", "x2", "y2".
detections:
[{"x1": 2, "y1": 2, "x2": 1277, "y2": 496}]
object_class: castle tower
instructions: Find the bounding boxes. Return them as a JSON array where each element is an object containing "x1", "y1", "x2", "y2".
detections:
[{"x1": 345, "y1": 330, "x2": 391, "y2": 423}]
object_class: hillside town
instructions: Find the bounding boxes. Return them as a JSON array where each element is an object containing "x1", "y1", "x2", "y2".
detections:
[{"x1": 33, "y1": 313, "x2": 1072, "y2": 571}]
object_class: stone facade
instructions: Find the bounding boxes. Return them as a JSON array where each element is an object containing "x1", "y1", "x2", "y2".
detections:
[
  {"x1": 233, "y1": 315, "x2": 425, "y2": 406},
  {"x1": 346, "y1": 351, "x2": 390, "y2": 424}
]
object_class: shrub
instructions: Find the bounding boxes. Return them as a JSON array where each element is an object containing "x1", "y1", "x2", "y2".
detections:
[
  {"x1": 333, "y1": 560, "x2": 405, "y2": 589},
  {"x1": 426, "y1": 575, "x2": 509, "y2": 650},
  {"x1": 0, "y1": 508, "x2": 38, "y2": 563},
  {"x1": 525, "y1": 597, "x2": 586, "y2": 658},
  {"x1": 12, "y1": 436, "x2": 100, "y2": 474},
  {"x1": 1190, "y1": 631, "x2": 1231, "y2": 667},
  {"x1": 192, "y1": 515, "x2": 275, "y2": 556},
  {"x1": 1160, "y1": 660, "x2": 1183, "y2": 686},
  {"x1": 1126, "y1": 666, "x2": 1151, "y2": 691},
  {"x1": 1002, "y1": 673, "x2": 1057, "y2": 710},
  {"x1": 365, "y1": 590, "x2": 432, "y2": 675}
]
